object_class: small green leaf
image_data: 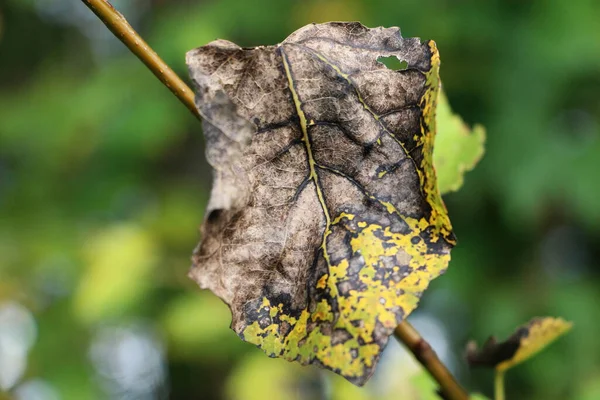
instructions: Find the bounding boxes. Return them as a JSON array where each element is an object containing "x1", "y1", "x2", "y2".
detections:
[{"x1": 433, "y1": 90, "x2": 485, "y2": 194}]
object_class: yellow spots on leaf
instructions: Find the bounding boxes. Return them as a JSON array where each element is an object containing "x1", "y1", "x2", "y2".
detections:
[
  {"x1": 243, "y1": 322, "x2": 263, "y2": 344},
  {"x1": 312, "y1": 299, "x2": 333, "y2": 322},
  {"x1": 283, "y1": 310, "x2": 310, "y2": 354},
  {"x1": 416, "y1": 40, "x2": 455, "y2": 246},
  {"x1": 379, "y1": 199, "x2": 398, "y2": 215},
  {"x1": 269, "y1": 305, "x2": 279, "y2": 318},
  {"x1": 279, "y1": 313, "x2": 297, "y2": 325},
  {"x1": 397, "y1": 269, "x2": 428, "y2": 292},
  {"x1": 330, "y1": 258, "x2": 349, "y2": 284},
  {"x1": 262, "y1": 329, "x2": 285, "y2": 355},
  {"x1": 261, "y1": 298, "x2": 270, "y2": 308},
  {"x1": 347, "y1": 220, "x2": 449, "y2": 327},
  {"x1": 327, "y1": 343, "x2": 360, "y2": 373},
  {"x1": 242, "y1": 213, "x2": 450, "y2": 380},
  {"x1": 417, "y1": 218, "x2": 429, "y2": 231},
  {"x1": 359, "y1": 344, "x2": 380, "y2": 367},
  {"x1": 316, "y1": 274, "x2": 328, "y2": 289},
  {"x1": 350, "y1": 224, "x2": 387, "y2": 266},
  {"x1": 244, "y1": 319, "x2": 284, "y2": 357}
]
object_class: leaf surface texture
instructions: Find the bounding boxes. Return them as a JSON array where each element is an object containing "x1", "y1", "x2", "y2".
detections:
[{"x1": 187, "y1": 22, "x2": 455, "y2": 384}]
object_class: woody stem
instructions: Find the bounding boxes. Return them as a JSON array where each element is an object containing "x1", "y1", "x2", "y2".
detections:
[
  {"x1": 81, "y1": 0, "x2": 200, "y2": 120},
  {"x1": 394, "y1": 321, "x2": 469, "y2": 400}
]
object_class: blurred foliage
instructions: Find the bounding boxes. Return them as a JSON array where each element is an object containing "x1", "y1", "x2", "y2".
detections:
[{"x1": 0, "y1": 0, "x2": 599, "y2": 399}]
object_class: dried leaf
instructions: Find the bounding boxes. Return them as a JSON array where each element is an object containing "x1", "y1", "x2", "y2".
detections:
[
  {"x1": 187, "y1": 22, "x2": 455, "y2": 385},
  {"x1": 466, "y1": 317, "x2": 572, "y2": 372},
  {"x1": 433, "y1": 90, "x2": 485, "y2": 194}
]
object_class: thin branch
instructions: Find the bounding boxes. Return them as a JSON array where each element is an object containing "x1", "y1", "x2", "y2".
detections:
[
  {"x1": 395, "y1": 321, "x2": 469, "y2": 400},
  {"x1": 83, "y1": 3, "x2": 469, "y2": 398},
  {"x1": 81, "y1": 0, "x2": 200, "y2": 120}
]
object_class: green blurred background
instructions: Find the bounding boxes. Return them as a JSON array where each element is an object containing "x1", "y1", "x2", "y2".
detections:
[{"x1": 1, "y1": 0, "x2": 599, "y2": 399}]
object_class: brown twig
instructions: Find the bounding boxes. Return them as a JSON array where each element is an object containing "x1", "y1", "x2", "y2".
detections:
[
  {"x1": 83, "y1": 2, "x2": 469, "y2": 398},
  {"x1": 395, "y1": 321, "x2": 469, "y2": 400},
  {"x1": 81, "y1": 0, "x2": 200, "y2": 120}
]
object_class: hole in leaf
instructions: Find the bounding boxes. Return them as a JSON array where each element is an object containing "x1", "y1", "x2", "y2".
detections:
[{"x1": 377, "y1": 56, "x2": 408, "y2": 71}]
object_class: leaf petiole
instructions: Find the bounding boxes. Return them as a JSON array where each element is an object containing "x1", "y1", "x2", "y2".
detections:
[{"x1": 494, "y1": 370, "x2": 505, "y2": 400}]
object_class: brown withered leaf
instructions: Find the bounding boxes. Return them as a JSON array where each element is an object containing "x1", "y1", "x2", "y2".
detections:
[
  {"x1": 466, "y1": 317, "x2": 572, "y2": 372},
  {"x1": 187, "y1": 22, "x2": 455, "y2": 385}
]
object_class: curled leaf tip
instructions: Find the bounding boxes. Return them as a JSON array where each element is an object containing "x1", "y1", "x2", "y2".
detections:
[{"x1": 466, "y1": 317, "x2": 572, "y2": 372}]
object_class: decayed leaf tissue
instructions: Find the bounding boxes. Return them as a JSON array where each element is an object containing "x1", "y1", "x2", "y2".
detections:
[{"x1": 187, "y1": 22, "x2": 455, "y2": 385}]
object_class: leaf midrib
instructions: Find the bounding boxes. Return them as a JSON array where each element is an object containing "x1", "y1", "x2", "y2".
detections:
[{"x1": 280, "y1": 46, "x2": 333, "y2": 267}]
